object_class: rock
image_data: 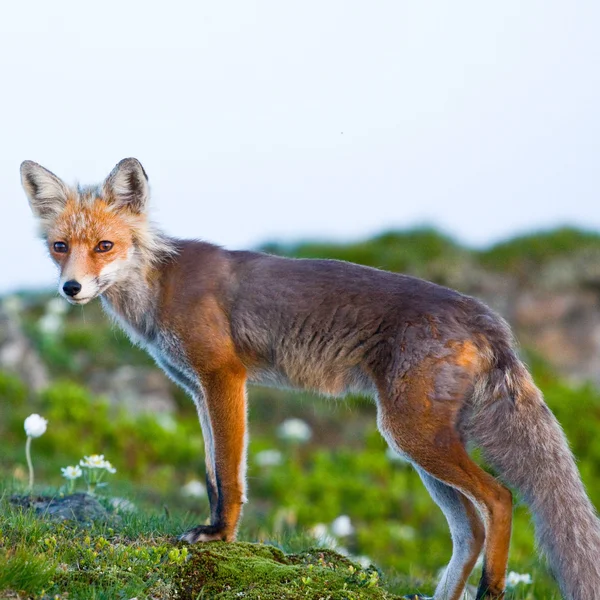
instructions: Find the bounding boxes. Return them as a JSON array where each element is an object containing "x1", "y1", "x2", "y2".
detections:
[
  {"x1": 9, "y1": 493, "x2": 114, "y2": 525},
  {"x1": 0, "y1": 303, "x2": 49, "y2": 391},
  {"x1": 89, "y1": 365, "x2": 176, "y2": 415},
  {"x1": 511, "y1": 289, "x2": 600, "y2": 383}
]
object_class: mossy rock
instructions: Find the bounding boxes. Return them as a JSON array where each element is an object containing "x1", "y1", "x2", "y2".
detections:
[{"x1": 176, "y1": 542, "x2": 402, "y2": 599}]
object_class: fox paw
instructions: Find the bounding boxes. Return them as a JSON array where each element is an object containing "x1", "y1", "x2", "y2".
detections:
[{"x1": 179, "y1": 524, "x2": 227, "y2": 543}]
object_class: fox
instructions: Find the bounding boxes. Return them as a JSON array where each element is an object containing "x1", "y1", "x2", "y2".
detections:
[{"x1": 20, "y1": 157, "x2": 600, "y2": 600}]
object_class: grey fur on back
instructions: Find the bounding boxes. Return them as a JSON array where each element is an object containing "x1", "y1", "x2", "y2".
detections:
[
  {"x1": 469, "y1": 359, "x2": 600, "y2": 600},
  {"x1": 227, "y1": 250, "x2": 487, "y2": 396}
]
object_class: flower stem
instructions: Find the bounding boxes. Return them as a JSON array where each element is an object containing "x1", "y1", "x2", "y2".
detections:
[{"x1": 25, "y1": 436, "x2": 34, "y2": 492}]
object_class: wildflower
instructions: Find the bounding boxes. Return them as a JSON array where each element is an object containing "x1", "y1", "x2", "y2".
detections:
[
  {"x1": 80, "y1": 454, "x2": 117, "y2": 472},
  {"x1": 331, "y1": 515, "x2": 354, "y2": 537},
  {"x1": 309, "y1": 523, "x2": 339, "y2": 550},
  {"x1": 355, "y1": 555, "x2": 372, "y2": 569},
  {"x1": 79, "y1": 454, "x2": 117, "y2": 494},
  {"x1": 110, "y1": 497, "x2": 136, "y2": 512},
  {"x1": 255, "y1": 449, "x2": 283, "y2": 467},
  {"x1": 24, "y1": 414, "x2": 48, "y2": 491},
  {"x1": 61, "y1": 465, "x2": 82, "y2": 480},
  {"x1": 506, "y1": 571, "x2": 532, "y2": 587},
  {"x1": 181, "y1": 480, "x2": 206, "y2": 498},
  {"x1": 61, "y1": 465, "x2": 82, "y2": 494},
  {"x1": 155, "y1": 413, "x2": 177, "y2": 432},
  {"x1": 38, "y1": 313, "x2": 62, "y2": 336},
  {"x1": 24, "y1": 414, "x2": 48, "y2": 438},
  {"x1": 277, "y1": 418, "x2": 312, "y2": 443},
  {"x1": 310, "y1": 523, "x2": 328, "y2": 539},
  {"x1": 385, "y1": 447, "x2": 410, "y2": 464},
  {"x1": 46, "y1": 297, "x2": 69, "y2": 316},
  {"x1": 390, "y1": 524, "x2": 416, "y2": 541}
]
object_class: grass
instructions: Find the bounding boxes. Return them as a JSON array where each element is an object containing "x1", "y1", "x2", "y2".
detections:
[
  {"x1": 0, "y1": 485, "x2": 559, "y2": 600},
  {"x1": 0, "y1": 487, "x2": 412, "y2": 600},
  {"x1": 0, "y1": 487, "x2": 191, "y2": 599}
]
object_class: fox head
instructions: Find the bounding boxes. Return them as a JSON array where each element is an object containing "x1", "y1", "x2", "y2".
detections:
[{"x1": 21, "y1": 158, "x2": 165, "y2": 305}]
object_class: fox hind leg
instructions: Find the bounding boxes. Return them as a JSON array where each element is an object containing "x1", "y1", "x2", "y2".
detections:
[
  {"x1": 376, "y1": 357, "x2": 512, "y2": 599},
  {"x1": 416, "y1": 467, "x2": 485, "y2": 600}
]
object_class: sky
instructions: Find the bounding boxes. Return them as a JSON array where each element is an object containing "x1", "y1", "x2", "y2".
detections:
[{"x1": 1, "y1": 1, "x2": 599, "y2": 292}]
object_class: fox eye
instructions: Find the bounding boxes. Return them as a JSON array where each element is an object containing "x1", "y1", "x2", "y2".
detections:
[
  {"x1": 53, "y1": 241, "x2": 68, "y2": 253},
  {"x1": 95, "y1": 241, "x2": 114, "y2": 253}
]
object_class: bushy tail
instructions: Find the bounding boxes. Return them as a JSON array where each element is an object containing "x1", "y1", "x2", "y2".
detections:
[{"x1": 471, "y1": 355, "x2": 600, "y2": 600}]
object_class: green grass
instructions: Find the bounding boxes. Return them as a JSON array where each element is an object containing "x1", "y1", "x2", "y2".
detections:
[
  {"x1": 0, "y1": 490, "x2": 409, "y2": 600},
  {"x1": 0, "y1": 485, "x2": 559, "y2": 600},
  {"x1": 0, "y1": 488, "x2": 189, "y2": 599}
]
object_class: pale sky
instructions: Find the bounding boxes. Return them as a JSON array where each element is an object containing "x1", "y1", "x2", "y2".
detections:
[{"x1": 1, "y1": 1, "x2": 599, "y2": 292}]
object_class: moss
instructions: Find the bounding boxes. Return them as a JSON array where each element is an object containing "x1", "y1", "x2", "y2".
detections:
[{"x1": 176, "y1": 542, "x2": 402, "y2": 599}]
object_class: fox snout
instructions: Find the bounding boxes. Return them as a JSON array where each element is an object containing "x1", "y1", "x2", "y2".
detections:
[
  {"x1": 58, "y1": 273, "x2": 98, "y2": 304},
  {"x1": 62, "y1": 280, "x2": 82, "y2": 298}
]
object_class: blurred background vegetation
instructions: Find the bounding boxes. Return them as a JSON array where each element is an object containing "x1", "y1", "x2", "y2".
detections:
[{"x1": 3, "y1": 226, "x2": 600, "y2": 596}]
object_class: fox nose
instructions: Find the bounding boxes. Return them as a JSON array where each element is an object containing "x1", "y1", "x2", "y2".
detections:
[{"x1": 63, "y1": 280, "x2": 82, "y2": 297}]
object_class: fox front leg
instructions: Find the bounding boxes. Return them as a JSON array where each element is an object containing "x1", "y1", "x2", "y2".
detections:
[{"x1": 180, "y1": 368, "x2": 248, "y2": 542}]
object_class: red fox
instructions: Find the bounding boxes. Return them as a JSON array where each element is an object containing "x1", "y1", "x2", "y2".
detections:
[{"x1": 21, "y1": 158, "x2": 600, "y2": 600}]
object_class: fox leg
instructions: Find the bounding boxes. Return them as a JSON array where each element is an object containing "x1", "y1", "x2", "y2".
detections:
[
  {"x1": 382, "y1": 412, "x2": 511, "y2": 599},
  {"x1": 416, "y1": 468, "x2": 485, "y2": 600},
  {"x1": 377, "y1": 359, "x2": 512, "y2": 599},
  {"x1": 180, "y1": 368, "x2": 248, "y2": 543},
  {"x1": 196, "y1": 393, "x2": 219, "y2": 524},
  {"x1": 154, "y1": 358, "x2": 223, "y2": 526}
]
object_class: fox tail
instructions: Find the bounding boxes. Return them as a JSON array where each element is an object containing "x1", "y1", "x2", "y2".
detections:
[{"x1": 470, "y1": 348, "x2": 600, "y2": 600}]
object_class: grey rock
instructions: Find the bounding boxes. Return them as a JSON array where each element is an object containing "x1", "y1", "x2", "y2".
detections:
[
  {"x1": 10, "y1": 493, "x2": 114, "y2": 525},
  {"x1": 0, "y1": 304, "x2": 49, "y2": 391},
  {"x1": 89, "y1": 365, "x2": 176, "y2": 415}
]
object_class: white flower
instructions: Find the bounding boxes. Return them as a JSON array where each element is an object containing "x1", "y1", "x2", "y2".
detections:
[
  {"x1": 331, "y1": 515, "x2": 354, "y2": 537},
  {"x1": 46, "y1": 297, "x2": 69, "y2": 316},
  {"x1": 38, "y1": 313, "x2": 62, "y2": 336},
  {"x1": 506, "y1": 571, "x2": 532, "y2": 587},
  {"x1": 385, "y1": 447, "x2": 410, "y2": 464},
  {"x1": 80, "y1": 454, "x2": 117, "y2": 473},
  {"x1": 310, "y1": 523, "x2": 328, "y2": 539},
  {"x1": 103, "y1": 461, "x2": 117, "y2": 474},
  {"x1": 61, "y1": 465, "x2": 82, "y2": 480},
  {"x1": 309, "y1": 523, "x2": 339, "y2": 550},
  {"x1": 110, "y1": 497, "x2": 136, "y2": 512},
  {"x1": 155, "y1": 413, "x2": 177, "y2": 432},
  {"x1": 354, "y1": 555, "x2": 372, "y2": 569},
  {"x1": 24, "y1": 414, "x2": 48, "y2": 438},
  {"x1": 181, "y1": 479, "x2": 206, "y2": 498},
  {"x1": 277, "y1": 418, "x2": 312, "y2": 443},
  {"x1": 255, "y1": 449, "x2": 283, "y2": 467},
  {"x1": 390, "y1": 523, "x2": 416, "y2": 541}
]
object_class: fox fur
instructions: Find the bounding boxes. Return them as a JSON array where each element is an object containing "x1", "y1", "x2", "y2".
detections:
[{"x1": 21, "y1": 158, "x2": 600, "y2": 600}]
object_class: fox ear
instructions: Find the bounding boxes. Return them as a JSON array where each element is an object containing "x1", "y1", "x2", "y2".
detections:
[
  {"x1": 103, "y1": 158, "x2": 149, "y2": 214},
  {"x1": 20, "y1": 161, "x2": 70, "y2": 222}
]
